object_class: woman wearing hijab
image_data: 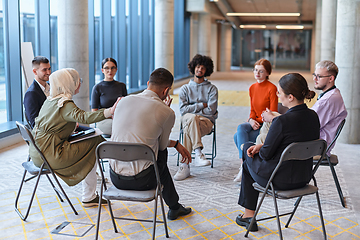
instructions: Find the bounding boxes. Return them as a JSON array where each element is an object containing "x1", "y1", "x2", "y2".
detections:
[{"x1": 29, "y1": 68, "x2": 120, "y2": 207}]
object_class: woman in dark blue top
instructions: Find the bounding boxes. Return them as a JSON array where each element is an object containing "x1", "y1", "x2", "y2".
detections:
[
  {"x1": 91, "y1": 58, "x2": 127, "y2": 135},
  {"x1": 236, "y1": 73, "x2": 320, "y2": 231}
]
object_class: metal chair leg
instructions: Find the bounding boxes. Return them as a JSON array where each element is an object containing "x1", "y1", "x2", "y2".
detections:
[
  {"x1": 45, "y1": 174, "x2": 64, "y2": 202},
  {"x1": 159, "y1": 192, "x2": 170, "y2": 238},
  {"x1": 316, "y1": 191, "x2": 327, "y2": 240},
  {"x1": 14, "y1": 170, "x2": 42, "y2": 221},
  {"x1": 328, "y1": 161, "x2": 345, "y2": 207}
]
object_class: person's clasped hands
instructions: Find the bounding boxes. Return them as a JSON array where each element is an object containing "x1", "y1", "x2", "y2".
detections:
[
  {"x1": 261, "y1": 108, "x2": 276, "y2": 123},
  {"x1": 247, "y1": 144, "x2": 263, "y2": 158}
]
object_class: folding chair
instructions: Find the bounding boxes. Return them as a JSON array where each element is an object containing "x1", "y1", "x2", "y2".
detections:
[
  {"x1": 245, "y1": 139, "x2": 328, "y2": 240},
  {"x1": 14, "y1": 121, "x2": 78, "y2": 221},
  {"x1": 177, "y1": 122, "x2": 216, "y2": 168},
  {"x1": 95, "y1": 142, "x2": 169, "y2": 240},
  {"x1": 313, "y1": 119, "x2": 346, "y2": 207}
]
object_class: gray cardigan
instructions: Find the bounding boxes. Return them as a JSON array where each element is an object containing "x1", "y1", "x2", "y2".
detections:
[{"x1": 179, "y1": 79, "x2": 218, "y2": 123}]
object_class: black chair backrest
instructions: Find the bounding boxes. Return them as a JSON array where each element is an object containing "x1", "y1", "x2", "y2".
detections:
[
  {"x1": 96, "y1": 141, "x2": 156, "y2": 163},
  {"x1": 16, "y1": 121, "x2": 52, "y2": 168},
  {"x1": 326, "y1": 119, "x2": 345, "y2": 152},
  {"x1": 16, "y1": 121, "x2": 33, "y2": 146},
  {"x1": 96, "y1": 141, "x2": 160, "y2": 187},
  {"x1": 269, "y1": 139, "x2": 327, "y2": 183}
]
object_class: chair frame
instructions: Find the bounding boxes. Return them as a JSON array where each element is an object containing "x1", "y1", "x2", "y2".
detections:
[
  {"x1": 177, "y1": 122, "x2": 216, "y2": 168},
  {"x1": 315, "y1": 119, "x2": 346, "y2": 207},
  {"x1": 14, "y1": 121, "x2": 78, "y2": 221},
  {"x1": 245, "y1": 139, "x2": 328, "y2": 240},
  {"x1": 95, "y1": 141, "x2": 169, "y2": 240}
]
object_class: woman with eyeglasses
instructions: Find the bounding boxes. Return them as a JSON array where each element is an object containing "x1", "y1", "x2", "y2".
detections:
[
  {"x1": 233, "y1": 59, "x2": 278, "y2": 182},
  {"x1": 30, "y1": 68, "x2": 120, "y2": 207},
  {"x1": 91, "y1": 58, "x2": 127, "y2": 135}
]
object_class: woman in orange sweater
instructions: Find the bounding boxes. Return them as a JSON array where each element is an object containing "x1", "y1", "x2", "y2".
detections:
[{"x1": 233, "y1": 59, "x2": 278, "y2": 181}]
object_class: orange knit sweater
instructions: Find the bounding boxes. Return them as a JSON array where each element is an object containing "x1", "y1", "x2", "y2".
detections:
[{"x1": 249, "y1": 80, "x2": 278, "y2": 124}]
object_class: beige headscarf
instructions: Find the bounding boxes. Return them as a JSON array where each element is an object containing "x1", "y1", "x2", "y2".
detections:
[{"x1": 48, "y1": 68, "x2": 80, "y2": 107}]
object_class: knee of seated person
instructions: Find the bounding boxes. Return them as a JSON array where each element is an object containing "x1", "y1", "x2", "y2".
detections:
[{"x1": 237, "y1": 122, "x2": 250, "y2": 132}]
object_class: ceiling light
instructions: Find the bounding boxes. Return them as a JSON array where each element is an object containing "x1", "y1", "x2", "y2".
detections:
[
  {"x1": 276, "y1": 25, "x2": 304, "y2": 29},
  {"x1": 227, "y1": 13, "x2": 300, "y2": 17},
  {"x1": 240, "y1": 25, "x2": 266, "y2": 29}
]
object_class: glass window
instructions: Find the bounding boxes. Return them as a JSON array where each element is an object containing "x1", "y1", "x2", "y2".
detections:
[
  {"x1": 233, "y1": 29, "x2": 312, "y2": 70},
  {"x1": 50, "y1": 0, "x2": 58, "y2": 71},
  {"x1": 0, "y1": 0, "x2": 6, "y2": 124},
  {"x1": 20, "y1": 0, "x2": 35, "y2": 52}
]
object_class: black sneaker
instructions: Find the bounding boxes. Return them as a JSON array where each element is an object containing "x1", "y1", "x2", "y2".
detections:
[
  {"x1": 167, "y1": 204, "x2": 191, "y2": 220},
  {"x1": 82, "y1": 195, "x2": 107, "y2": 207},
  {"x1": 235, "y1": 214, "x2": 258, "y2": 232}
]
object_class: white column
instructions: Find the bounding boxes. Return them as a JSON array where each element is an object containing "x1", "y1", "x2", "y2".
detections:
[
  {"x1": 335, "y1": 0, "x2": 360, "y2": 144},
  {"x1": 154, "y1": 0, "x2": 174, "y2": 73},
  {"x1": 189, "y1": 13, "x2": 199, "y2": 61},
  {"x1": 320, "y1": 0, "x2": 337, "y2": 61},
  {"x1": 57, "y1": 0, "x2": 89, "y2": 111},
  {"x1": 197, "y1": 13, "x2": 211, "y2": 56},
  {"x1": 219, "y1": 24, "x2": 232, "y2": 71},
  {"x1": 314, "y1": 0, "x2": 322, "y2": 64}
]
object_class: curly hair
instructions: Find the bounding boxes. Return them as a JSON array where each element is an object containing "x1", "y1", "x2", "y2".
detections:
[{"x1": 188, "y1": 54, "x2": 214, "y2": 77}]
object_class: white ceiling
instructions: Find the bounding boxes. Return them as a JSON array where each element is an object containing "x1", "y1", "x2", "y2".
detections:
[{"x1": 213, "y1": 0, "x2": 317, "y2": 27}]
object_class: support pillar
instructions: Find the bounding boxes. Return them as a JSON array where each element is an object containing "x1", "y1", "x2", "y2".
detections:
[
  {"x1": 320, "y1": 0, "x2": 337, "y2": 61},
  {"x1": 335, "y1": 0, "x2": 360, "y2": 143},
  {"x1": 219, "y1": 24, "x2": 232, "y2": 71},
  {"x1": 57, "y1": 0, "x2": 89, "y2": 111},
  {"x1": 314, "y1": 0, "x2": 322, "y2": 64},
  {"x1": 197, "y1": 13, "x2": 211, "y2": 56},
  {"x1": 154, "y1": 0, "x2": 174, "y2": 73}
]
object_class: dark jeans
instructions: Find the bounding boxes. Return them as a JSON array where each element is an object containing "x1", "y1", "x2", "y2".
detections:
[
  {"x1": 110, "y1": 149, "x2": 180, "y2": 210},
  {"x1": 238, "y1": 142, "x2": 307, "y2": 211}
]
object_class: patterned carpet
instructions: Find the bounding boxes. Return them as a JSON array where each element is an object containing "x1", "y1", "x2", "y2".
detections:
[{"x1": 1, "y1": 79, "x2": 359, "y2": 239}]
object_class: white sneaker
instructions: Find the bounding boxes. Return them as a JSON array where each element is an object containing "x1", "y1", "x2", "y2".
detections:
[
  {"x1": 194, "y1": 153, "x2": 211, "y2": 167},
  {"x1": 174, "y1": 164, "x2": 190, "y2": 181},
  {"x1": 234, "y1": 166, "x2": 243, "y2": 182}
]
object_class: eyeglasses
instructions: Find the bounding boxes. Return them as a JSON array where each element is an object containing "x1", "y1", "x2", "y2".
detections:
[
  {"x1": 312, "y1": 73, "x2": 332, "y2": 80},
  {"x1": 253, "y1": 69, "x2": 264, "y2": 74},
  {"x1": 103, "y1": 67, "x2": 117, "y2": 71},
  {"x1": 79, "y1": 78, "x2": 83, "y2": 84}
]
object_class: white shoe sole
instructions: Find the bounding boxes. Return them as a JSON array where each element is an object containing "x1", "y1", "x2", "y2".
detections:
[{"x1": 195, "y1": 160, "x2": 211, "y2": 167}]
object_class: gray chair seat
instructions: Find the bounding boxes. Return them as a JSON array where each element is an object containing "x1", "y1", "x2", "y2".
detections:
[
  {"x1": 22, "y1": 161, "x2": 50, "y2": 175},
  {"x1": 253, "y1": 182, "x2": 318, "y2": 199},
  {"x1": 103, "y1": 186, "x2": 156, "y2": 202}
]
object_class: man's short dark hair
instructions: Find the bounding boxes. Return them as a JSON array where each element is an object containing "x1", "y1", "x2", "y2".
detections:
[
  {"x1": 188, "y1": 54, "x2": 214, "y2": 77},
  {"x1": 149, "y1": 68, "x2": 174, "y2": 87},
  {"x1": 32, "y1": 56, "x2": 49, "y2": 68}
]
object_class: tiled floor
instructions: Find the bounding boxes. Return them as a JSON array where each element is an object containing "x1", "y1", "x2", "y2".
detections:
[{"x1": 1, "y1": 70, "x2": 360, "y2": 239}]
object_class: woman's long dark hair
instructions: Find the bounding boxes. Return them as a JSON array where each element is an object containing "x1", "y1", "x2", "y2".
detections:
[{"x1": 279, "y1": 73, "x2": 315, "y2": 101}]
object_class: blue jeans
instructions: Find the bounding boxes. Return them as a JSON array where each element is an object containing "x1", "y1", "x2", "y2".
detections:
[{"x1": 233, "y1": 122, "x2": 260, "y2": 158}]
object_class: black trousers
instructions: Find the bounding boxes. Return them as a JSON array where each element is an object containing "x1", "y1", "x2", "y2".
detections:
[
  {"x1": 110, "y1": 149, "x2": 180, "y2": 210},
  {"x1": 238, "y1": 142, "x2": 307, "y2": 211}
]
